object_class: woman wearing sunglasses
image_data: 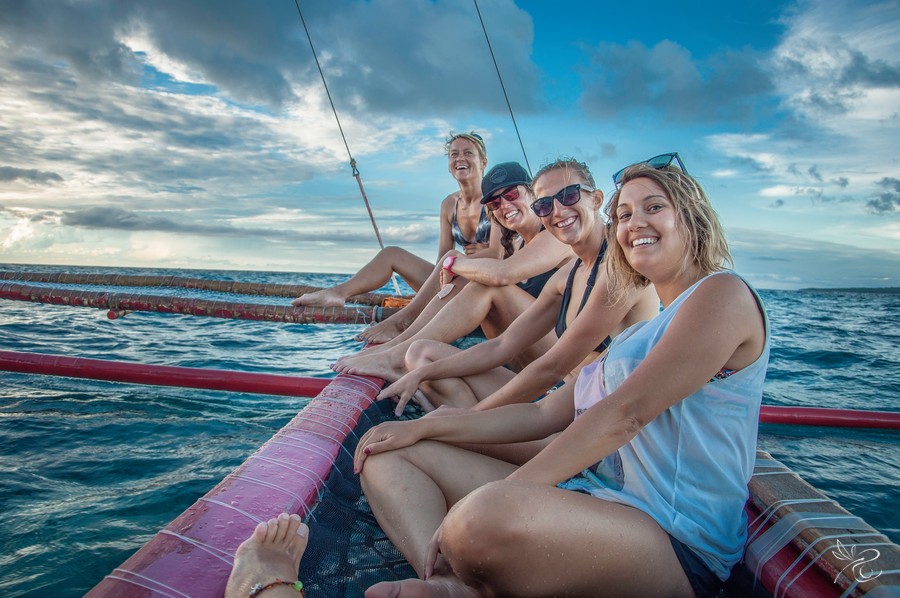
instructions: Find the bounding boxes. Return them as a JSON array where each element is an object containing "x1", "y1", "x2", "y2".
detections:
[
  {"x1": 292, "y1": 132, "x2": 502, "y2": 317},
  {"x1": 332, "y1": 161, "x2": 577, "y2": 382},
  {"x1": 355, "y1": 155, "x2": 769, "y2": 598},
  {"x1": 339, "y1": 159, "x2": 657, "y2": 418}
]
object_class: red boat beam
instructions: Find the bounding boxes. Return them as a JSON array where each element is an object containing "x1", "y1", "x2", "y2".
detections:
[
  {"x1": 0, "y1": 350, "x2": 331, "y2": 398},
  {"x1": 1, "y1": 350, "x2": 898, "y2": 430},
  {"x1": 759, "y1": 405, "x2": 900, "y2": 430}
]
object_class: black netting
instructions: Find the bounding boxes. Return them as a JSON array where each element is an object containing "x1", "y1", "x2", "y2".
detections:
[
  {"x1": 297, "y1": 399, "x2": 417, "y2": 596},
  {"x1": 293, "y1": 397, "x2": 773, "y2": 597}
]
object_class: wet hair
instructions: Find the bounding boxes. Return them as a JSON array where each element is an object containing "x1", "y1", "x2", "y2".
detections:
[
  {"x1": 532, "y1": 157, "x2": 596, "y2": 190},
  {"x1": 604, "y1": 163, "x2": 731, "y2": 293},
  {"x1": 445, "y1": 131, "x2": 487, "y2": 162},
  {"x1": 487, "y1": 185, "x2": 536, "y2": 258}
]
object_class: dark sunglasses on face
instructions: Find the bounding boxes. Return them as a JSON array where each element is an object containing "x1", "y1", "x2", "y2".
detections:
[
  {"x1": 485, "y1": 186, "x2": 521, "y2": 210},
  {"x1": 612, "y1": 152, "x2": 687, "y2": 189},
  {"x1": 530, "y1": 183, "x2": 595, "y2": 218}
]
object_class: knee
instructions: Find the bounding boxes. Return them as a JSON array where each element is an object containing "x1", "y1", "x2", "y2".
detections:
[
  {"x1": 358, "y1": 449, "x2": 403, "y2": 494},
  {"x1": 459, "y1": 280, "x2": 491, "y2": 297},
  {"x1": 405, "y1": 340, "x2": 443, "y2": 370},
  {"x1": 440, "y1": 481, "x2": 527, "y2": 573},
  {"x1": 380, "y1": 246, "x2": 407, "y2": 261}
]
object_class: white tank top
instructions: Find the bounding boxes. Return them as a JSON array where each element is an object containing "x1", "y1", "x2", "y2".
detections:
[{"x1": 559, "y1": 272, "x2": 770, "y2": 580}]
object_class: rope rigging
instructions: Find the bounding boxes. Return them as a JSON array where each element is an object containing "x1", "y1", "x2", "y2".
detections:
[
  {"x1": 292, "y1": 0, "x2": 402, "y2": 296},
  {"x1": 291, "y1": 1, "x2": 532, "y2": 297},
  {"x1": 473, "y1": 0, "x2": 532, "y2": 176}
]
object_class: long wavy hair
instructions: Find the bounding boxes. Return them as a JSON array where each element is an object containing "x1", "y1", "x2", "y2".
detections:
[{"x1": 604, "y1": 163, "x2": 731, "y2": 293}]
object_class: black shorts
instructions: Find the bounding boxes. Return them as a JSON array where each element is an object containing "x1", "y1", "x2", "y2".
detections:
[{"x1": 668, "y1": 535, "x2": 725, "y2": 598}]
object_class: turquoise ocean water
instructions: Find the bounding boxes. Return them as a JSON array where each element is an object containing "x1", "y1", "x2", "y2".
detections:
[{"x1": 0, "y1": 265, "x2": 897, "y2": 596}]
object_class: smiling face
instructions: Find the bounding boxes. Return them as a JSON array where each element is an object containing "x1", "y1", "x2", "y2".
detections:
[
  {"x1": 485, "y1": 185, "x2": 538, "y2": 233},
  {"x1": 531, "y1": 167, "x2": 601, "y2": 247},
  {"x1": 614, "y1": 177, "x2": 688, "y2": 282},
  {"x1": 447, "y1": 137, "x2": 487, "y2": 184}
]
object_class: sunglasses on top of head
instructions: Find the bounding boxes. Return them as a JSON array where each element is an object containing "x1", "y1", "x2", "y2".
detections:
[
  {"x1": 485, "y1": 186, "x2": 521, "y2": 210},
  {"x1": 612, "y1": 152, "x2": 687, "y2": 189},
  {"x1": 530, "y1": 183, "x2": 595, "y2": 218}
]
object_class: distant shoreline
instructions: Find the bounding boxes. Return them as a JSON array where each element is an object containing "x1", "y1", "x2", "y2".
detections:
[{"x1": 798, "y1": 287, "x2": 900, "y2": 294}]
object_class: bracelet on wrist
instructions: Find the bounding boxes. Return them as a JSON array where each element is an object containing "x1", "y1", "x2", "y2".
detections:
[{"x1": 442, "y1": 255, "x2": 457, "y2": 273}]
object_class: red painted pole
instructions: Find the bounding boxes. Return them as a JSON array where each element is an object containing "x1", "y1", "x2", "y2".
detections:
[
  {"x1": 0, "y1": 350, "x2": 331, "y2": 398},
  {"x1": 760, "y1": 405, "x2": 900, "y2": 430},
  {"x1": 2, "y1": 350, "x2": 897, "y2": 429}
]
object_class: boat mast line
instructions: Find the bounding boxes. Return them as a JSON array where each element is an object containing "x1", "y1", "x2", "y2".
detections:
[
  {"x1": 0, "y1": 270, "x2": 404, "y2": 306},
  {"x1": 293, "y1": 0, "x2": 402, "y2": 297},
  {"x1": 474, "y1": 0, "x2": 531, "y2": 176},
  {"x1": 0, "y1": 282, "x2": 400, "y2": 324}
]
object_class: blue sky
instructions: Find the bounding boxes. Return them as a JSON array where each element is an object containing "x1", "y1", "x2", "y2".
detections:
[{"x1": 0, "y1": 0, "x2": 898, "y2": 289}]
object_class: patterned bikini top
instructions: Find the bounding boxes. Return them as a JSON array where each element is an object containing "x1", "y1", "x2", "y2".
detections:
[{"x1": 451, "y1": 202, "x2": 491, "y2": 248}]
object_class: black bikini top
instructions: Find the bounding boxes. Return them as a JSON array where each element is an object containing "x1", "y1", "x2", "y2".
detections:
[{"x1": 555, "y1": 240, "x2": 611, "y2": 353}]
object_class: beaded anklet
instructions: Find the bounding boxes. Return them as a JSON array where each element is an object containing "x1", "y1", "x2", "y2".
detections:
[{"x1": 249, "y1": 579, "x2": 305, "y2": 597}]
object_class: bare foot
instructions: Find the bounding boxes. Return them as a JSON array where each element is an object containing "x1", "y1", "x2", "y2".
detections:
[
  {"x1": 333, "y1": 344, "x2": 389, "y2": 370},
  {"x1": 292, "y1": 289, "x2": 346, "y2": 308},
  {"x1": 332, "y1": 348, "x2": 406, "y2": 382},
  {"x1": 356, "y1": 313, "x2": 412, "y2": 344},
  {"x1": 365, "y1": 574, "x2": 481, "y2": 598},
  {"x1": 225, "y1": 513, "x2": 309, "y2": 598}
]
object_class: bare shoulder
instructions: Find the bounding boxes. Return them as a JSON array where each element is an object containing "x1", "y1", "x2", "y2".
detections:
[
  {"x1": 692, "y1": 272, "x2": 757, "y2": 308},
  {"x1": 440, "y1": 192, "x2": 460, "y2": 213},
  {"x1": 542, "y1": 262, "x2": 573, "y2": 296},
  {"x1": 683, "y1": 273, "x2": 764, "y2": 338},
  {"x1": 685, "y1": 273, "x2": 766, "y2": 369}
]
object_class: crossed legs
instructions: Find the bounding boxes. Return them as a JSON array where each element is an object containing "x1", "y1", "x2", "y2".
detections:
[
  {"x1": 360, "y1": 440, "x2": 518, "y2": 577},
  {"x1": 334, "y1": 282, "x2": 550, "y2": 382},
  {"x1": 363, "y1": 442, "x2": 696, "y2": 597},
  {"x1": 357, "y1": 258, "x2": 467, "y2": 344}
]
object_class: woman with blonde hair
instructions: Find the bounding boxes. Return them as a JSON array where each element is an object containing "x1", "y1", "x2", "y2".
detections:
[
  {"x1": 356, "y1": 153, "x2": 770, "y2": 598},
  {"x1": 292, "y1": 132, "x2": 500, "y2": 316}
]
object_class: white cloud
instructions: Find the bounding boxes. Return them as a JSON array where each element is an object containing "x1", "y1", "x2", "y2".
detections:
[
  {"x1": 759, "y1": 185, "x2": 821, "y2": 197},
  {"x1": 121, "y1": 29, "x2": 208, "y2": 85},
  {"x1": 863, "y1": 220, "x2": 900, "y2": 241}
]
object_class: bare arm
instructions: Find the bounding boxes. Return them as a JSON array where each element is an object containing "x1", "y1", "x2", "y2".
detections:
[
  {"x1": 356, "y1": 379, "x2": 577, "y2": 473},
  {"x1": 450, "y1": 230, "x2": 573, "y2": 287},
  {"x1": 474, "y1": 276, "x2": 656, "y2": 410},
  {"x1": 464, "y1": 215, "x2": 505, "y2": 258},
  {"x1": 436, "y1": 194, "x2": 458, "y2": 262},
  {"x1": 377, "y1": 270, "x2": 567, "y2": 403},
  {"x1": 509, "y1": 274, "x2": 766, "y2": 486}
]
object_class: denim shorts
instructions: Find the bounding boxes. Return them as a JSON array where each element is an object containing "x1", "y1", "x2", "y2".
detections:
[{"x1": 668, "y1": 535, "x2": 724, "y2": 598}]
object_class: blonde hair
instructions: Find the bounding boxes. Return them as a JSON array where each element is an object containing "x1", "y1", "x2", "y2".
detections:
[
  {"x1": 445, "y1": 131, "x2": 487, "y2": 162},
  {"x1": 532, "y1": 157, "x2": 596, "y2": 190},
  {"x1": 604, "y1": 163, "x2": 731, "y2": 293}
]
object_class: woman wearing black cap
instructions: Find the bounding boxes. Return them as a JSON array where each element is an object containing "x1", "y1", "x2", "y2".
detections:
[
  {"x1": 291, "y1": 132, "x2": 501, "y2": 313},
  {"x1": 337, "y1": 159, "x2": 658, "y2": 418},
  {"x1": 333, "y1": 160, "x2": 577, "y2": 385}
]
